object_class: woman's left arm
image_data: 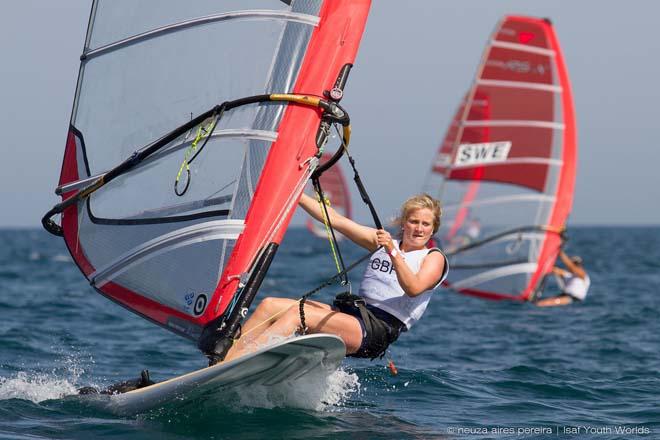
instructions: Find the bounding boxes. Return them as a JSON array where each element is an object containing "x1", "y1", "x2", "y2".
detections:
[{"x1": 377, "y1": 230, "x2": 445, "y2": 297}]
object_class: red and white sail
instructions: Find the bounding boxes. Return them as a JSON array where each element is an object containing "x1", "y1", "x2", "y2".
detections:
[
  {"x1": 426, "y1": 16, "x2": 576, "y2": 301},
  {"x1": 305, "y1": 151, "x2": 352, "y2": 239},
  {"x1": 52, "y1": 0, "x2": 371, "y2": 340}
]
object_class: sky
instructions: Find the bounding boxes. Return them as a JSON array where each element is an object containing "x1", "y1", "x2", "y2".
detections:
[{"x1": 1, "y1": 0, "x2": 658, "y2": 228}]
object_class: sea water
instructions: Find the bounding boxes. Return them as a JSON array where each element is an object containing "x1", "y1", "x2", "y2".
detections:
[{"x1": 0, "y1": 227, "x2": 658, "y2": 439}]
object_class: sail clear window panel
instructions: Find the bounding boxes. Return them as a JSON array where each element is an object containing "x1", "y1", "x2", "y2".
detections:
[
  {"x1": 440, "y1": 180, "x2": 555, "y2": 228},
  {"x1": 88, "y1": 0, "x2": 322, "y2": 50},
  {"x1": 77, "y1": 209, "x2": 210, "y2": 273},
  {"x1": 449, "y1": 244, "x2": 542, "y2": 296},
  {"x1": 89, "y1": 135, "x2": 254, "y2": 220},
  {"x1": 75, "y1": 18, "x2": 305, "y2": 174},
  {"x1": 440, "y1": 177, "x2": 555, "y2": 291},
  {"x1": 111, "y1": 238, "x2": 226, "y2": 315},
  {"x1": 77, "y1": 212, "x2": 240, "y2": 317},
  {"x1": 447, "y1": 232, "x2": 544, "y2": 267},
  {"x1": 231, "y1": 139, "x2": 271, "y2": 220},
  {"x1": 453, "y1": 270, "x2": 533, "y2": 296}
]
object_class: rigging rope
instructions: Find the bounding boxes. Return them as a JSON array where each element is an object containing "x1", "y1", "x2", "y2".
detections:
[
  {"x1": 313, "y1": 179, "x2": 348, "y2": 284},
  {"x1": 298, "y1": 123, "x2": 383, "y2": 334},
  {"x1": 174, "y1": 113, "x2": 220, "y2": 196},
  {"x1": 317, "y1": 194, "x2": 342, "y2": 272},
  {"x1": 298, "y1": 244, "x2": 379, "y2": 333}
]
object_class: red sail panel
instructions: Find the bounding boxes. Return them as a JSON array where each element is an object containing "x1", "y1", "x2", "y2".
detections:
[
  {"x1": 306, "y1": 151, "x2": 352, "y2": 238},
  {"x1": 444, "y1": 19, "x2": 559, "y2": 192}
]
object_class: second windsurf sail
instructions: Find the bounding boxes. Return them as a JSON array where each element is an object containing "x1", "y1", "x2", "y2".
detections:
[{"x1": 425, "y1": 15, "x2": 576, "y2": 301}]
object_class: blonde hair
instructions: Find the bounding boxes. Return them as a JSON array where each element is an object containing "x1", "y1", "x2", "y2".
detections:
[{"x1": 392, "y1": 193, "x2": 442, "y2": 234}]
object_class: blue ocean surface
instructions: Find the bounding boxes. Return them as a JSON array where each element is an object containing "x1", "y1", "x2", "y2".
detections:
[{"x1": 0, "y1": 226, "x2": 658, "y2": 439}]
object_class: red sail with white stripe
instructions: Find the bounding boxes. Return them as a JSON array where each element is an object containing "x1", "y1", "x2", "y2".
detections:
[
  {"x1": 426, "y1": 16, "x2": 576, "y2": 301},
  {"x1": 51, "y1": 0, "x2": 371, "y2": 341}
]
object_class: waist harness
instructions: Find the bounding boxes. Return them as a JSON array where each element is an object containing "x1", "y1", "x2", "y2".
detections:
[{"x1": 333, "y1": 292, "x2": 403, "y2": 359}]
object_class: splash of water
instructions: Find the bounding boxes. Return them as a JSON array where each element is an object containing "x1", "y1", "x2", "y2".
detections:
[
  {"x1": 0, "y1": 351, "x2": 92, "y2": 403},
  {"x1": 0, "y1": 371, "x2": 78, "y2": 403},
  {"x1": 320, "y1": 367, "x2": 360, "y2": 408},
  {"x1": 222, "y1": 334, "x2": 360, "y2": 410},
  {"x1": 227, "y1": 366, "x2": 360, "y2": 411}
]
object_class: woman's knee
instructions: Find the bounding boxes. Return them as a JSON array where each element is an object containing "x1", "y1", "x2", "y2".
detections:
[{"x1": 258, "y1": 297, "x2": 295, "y2": 314}]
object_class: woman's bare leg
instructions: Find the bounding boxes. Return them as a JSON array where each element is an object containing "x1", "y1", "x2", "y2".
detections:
[
  {"x1": 224, "y1": 301, "x2": 363, "y2": 362},
  {"x1": 535, "y1": 294, "x2": 574, "y2": 307},
  {"x1": 224, "y1": 297, "x2": 333, "y2": 361}
]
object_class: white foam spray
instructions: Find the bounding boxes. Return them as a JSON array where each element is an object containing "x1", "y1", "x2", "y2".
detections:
[
  {"x1": 0, "y1": 352, "x2": 91, "y2": 403},
  {"x1": 222, "y1": 334, "x2": 361, "y2": 410},
  {"x1": 223, "y1": 365, "x2": 360, "y2": 411},
  {"x1": 0, "y1": 371, "x2": 78, "y2": 403}
]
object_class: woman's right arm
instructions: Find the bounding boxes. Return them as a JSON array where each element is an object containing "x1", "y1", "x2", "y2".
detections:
[
  {"x1": 558, "y1": 250, "x2": 586, "y2": 279},
  {"x1": 299, "y1": 193, "x2": 378, "y2": 251}
]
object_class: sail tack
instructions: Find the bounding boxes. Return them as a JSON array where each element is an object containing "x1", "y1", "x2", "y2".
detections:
[
  {"x1": 427, "y1": 16, "x2": 576, "y2": 301},
  {"x1": 52, "y1": 0, "x2": 371, "y2": 340}
]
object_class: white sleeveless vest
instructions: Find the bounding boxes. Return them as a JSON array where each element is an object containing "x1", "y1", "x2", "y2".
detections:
[
  {"x1": 561, "y1": 273, "x2": 590, "y2": 301},
  {"x1": 358, "y1": 240, "x2": 448, "y2": 329}
]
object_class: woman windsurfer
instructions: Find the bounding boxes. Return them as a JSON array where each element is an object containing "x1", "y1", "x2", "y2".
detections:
[
  {"x1": 223, "y1": 193, "x2": 448, "y2": 362},
  {"x1": 535, "y1": 250, "x2": 590, "y2": 307}
]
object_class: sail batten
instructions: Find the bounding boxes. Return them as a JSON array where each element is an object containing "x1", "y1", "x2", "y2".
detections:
[
  {"x1": 84, "y1": 10, "x2": 321, "y2": 60},
  {"x1": 450, "y1": 157, "x2": 563, "y2": 169},
  {"x1": 477, "y1": 79, "x2": 562, "y2": 93},
  {"x1": 490, "y1": 40, "x2": 556, "y2": 56},
  {"x1": 462, "y1": 120, "x2": 565, "y2": 129}
]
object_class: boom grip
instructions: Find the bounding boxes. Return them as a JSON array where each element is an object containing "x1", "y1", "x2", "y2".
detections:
[{"x1": 41, "y1": 208, "x2": 63, "y2": 236}]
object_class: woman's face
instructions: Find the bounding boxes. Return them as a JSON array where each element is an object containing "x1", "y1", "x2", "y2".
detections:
[{"x1": 402, "y1": 208, "x2": 435, "y2": 249}]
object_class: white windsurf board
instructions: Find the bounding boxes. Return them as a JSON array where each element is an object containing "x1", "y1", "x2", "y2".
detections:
[{"x1": 93, "y1": 334, "x2": 345, "y2": 415}]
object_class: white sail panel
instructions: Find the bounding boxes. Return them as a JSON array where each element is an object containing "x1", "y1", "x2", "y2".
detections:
[{"x1": 59, "y1": 0, "x2": 324, "y2": 338}]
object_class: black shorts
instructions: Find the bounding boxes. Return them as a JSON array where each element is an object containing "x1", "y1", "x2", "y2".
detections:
[{"x1": 333, "y1": 299, "x2": 406, "y2": 359}]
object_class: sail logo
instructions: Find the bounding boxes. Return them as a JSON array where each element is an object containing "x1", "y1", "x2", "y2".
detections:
[
  {"x1": 183, "y1": 292, "x2": 208, "y2": 316},
  {"x1": 486, "y1": 59, "x2": 547, "y2": 75},
  {"x1": 454, "y1": 141, "x2": 511, "y2": 166}
]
